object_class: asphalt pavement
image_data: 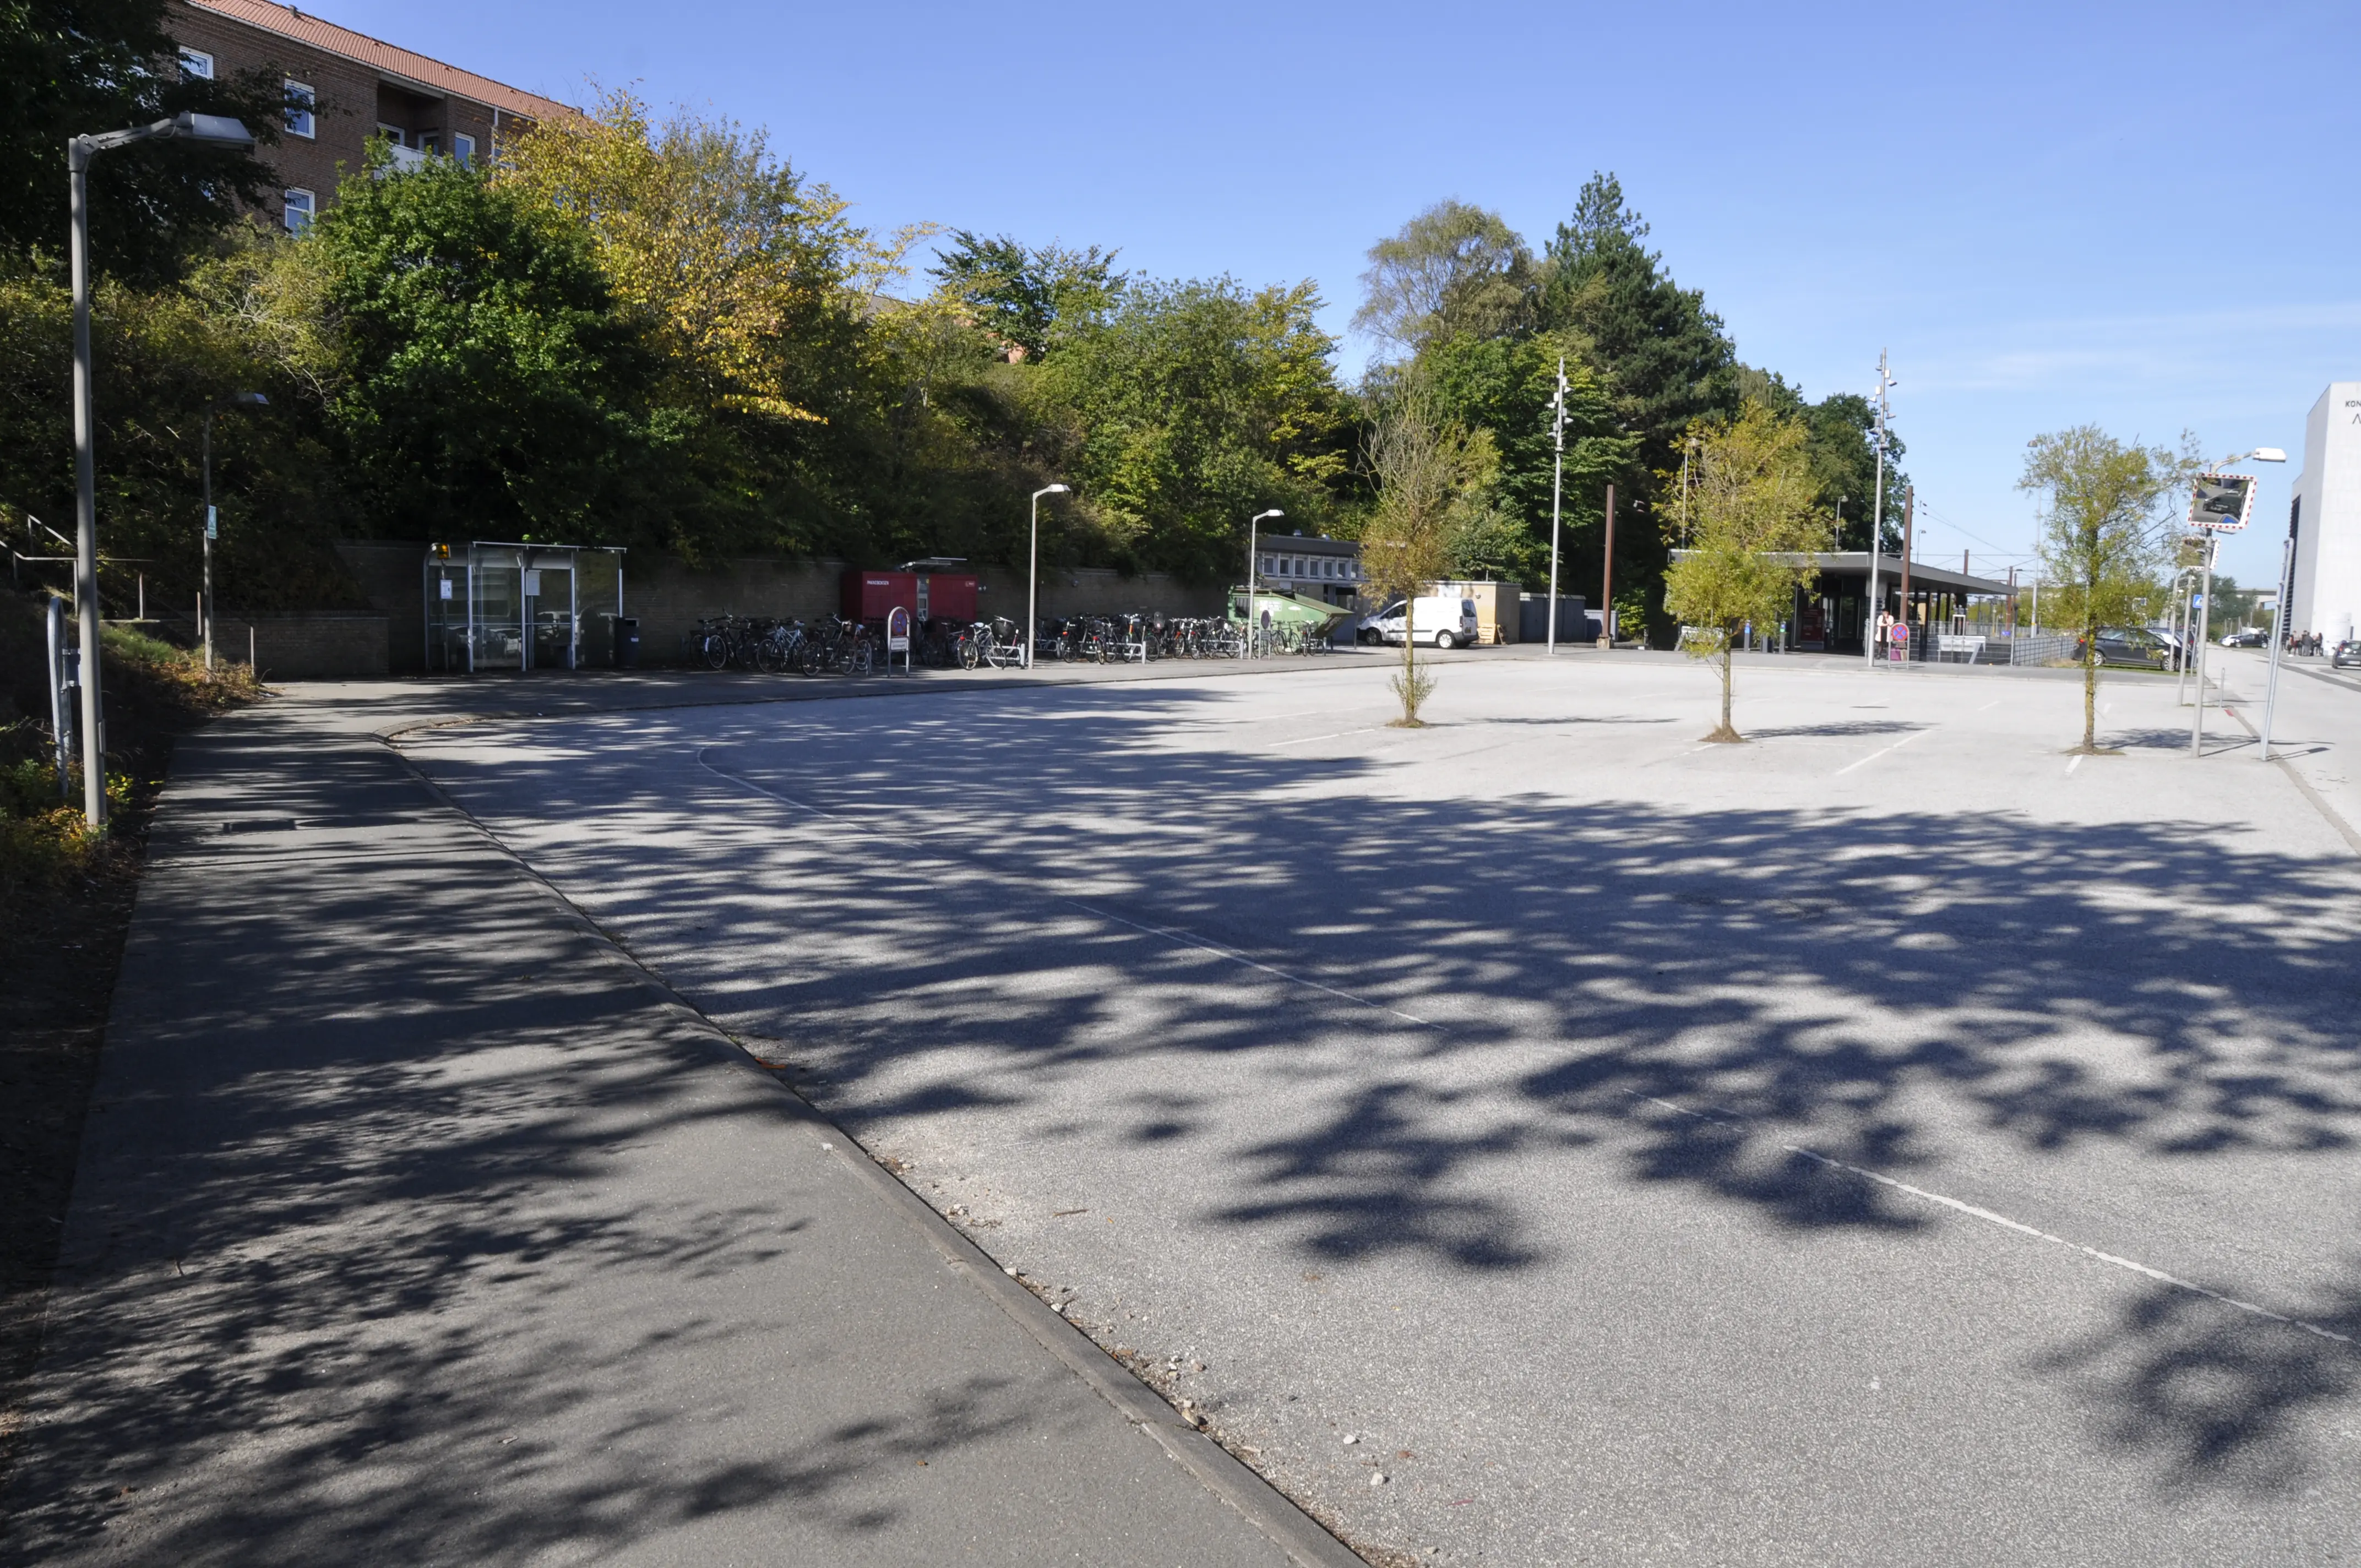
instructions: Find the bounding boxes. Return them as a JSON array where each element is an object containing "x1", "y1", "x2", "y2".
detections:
[
  {"x1": 391, "y1": 649, "x2": 2361, "y2": 1567},
  {"x1": 0, "y1": 689, "x2": 1351, "y2": 1567}
]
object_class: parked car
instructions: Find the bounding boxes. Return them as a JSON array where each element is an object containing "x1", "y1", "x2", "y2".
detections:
[
  {"x1": 2077, "y1": 625, "x2": 2175, "y2": 669},
  {"x1": 2333, "y1": 640, "x2": 2361, "y2": 669},
  {"x1": 2218, "y1": 628, "x2": 2266, "y2": 648},
  {"x1": 1371, "y1": 595, "x2": 1480, "y2": 649}
]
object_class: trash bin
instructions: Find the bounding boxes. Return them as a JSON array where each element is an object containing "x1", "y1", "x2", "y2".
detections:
[{"x1": 612, "y1": 616, "x2": 640, "y2": 669}]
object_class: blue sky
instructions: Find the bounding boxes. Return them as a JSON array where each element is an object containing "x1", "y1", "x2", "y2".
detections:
[{"x1": 336, "y1": 0, "x2": 2361, "y2": 595}]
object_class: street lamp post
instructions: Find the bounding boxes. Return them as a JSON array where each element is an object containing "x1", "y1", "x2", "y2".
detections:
[
  {"x1": 68, "y1": 111, "x2": 254, "y2": 826},
  {"x1": 1863, "y1": 351, "x2": 1896, "y2": 667},
  {"x1": 1025, "y1": 483, "x2": 1068, "y2": 669},
  {"x1": 1546, "y1": 359, "x2": 1569, "y2": 656},
  {"x1": 202, "y1": 391, "x2": 269, "y2": 672},
  {"x1": 1246, "y1": 508, "x2": 1282, "y2": 657},
  {"x1": 2260, "y1": 531, "x2": 2294, "y2": 761},
  {"x1": 2190, "y1": 447, "x2": 2285, "y2": 756}
]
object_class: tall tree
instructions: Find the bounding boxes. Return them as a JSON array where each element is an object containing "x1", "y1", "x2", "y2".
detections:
[
  {"x1": 1422, "y1": 331, "x2": 1628, "y2": 583},
  {"x1": 2019, "y1": 426, "x2": 2191, "y2": 753},
  {"x1": 1662, "y1": 401, "x2": 1831, "y2": 741},
  {"x1": 1, "y1": 0, "x2": 285, "y2": 281},
  {"x1": 1538, "y1": 175, "x2": 1739, "y2": 633},
  {"x1": 1734, "y1": 367, "x2": 1906, "y2": 552},
  {"x1": 929, "y1": 230, "x2": 1122, "y2": 360},
  {"x1": 1026, "y1": 276, "x2": 1351, "y2": 578},
  {"x1": 1354, "y1": 200, "x2": 1535, "y2": 352},
  {"x1": 310, "y1": 153, "x2": 660, "y2": 542}
]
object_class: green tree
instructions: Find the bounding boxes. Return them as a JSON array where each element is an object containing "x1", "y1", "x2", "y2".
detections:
[
  {"x1": 1354, "y1": 200, "x2": 1535, "y2": 352},
  {"x1": 2019, "y1": 426, "x2": 2191, "y2": 753},
  {"x1": 1, "y1": 0, "x2": 286, "y2": 281},
  {"x1": 1662, "y1": 401, "x2": 1831, "y2": 741},
  {"x1": 1362, "y1": 368, "x2": 1489, "y2": 725},
  {"x1": 1538, "y1": 174, "x2": 1740, "y2": 633},
  {"x1": 1025, "y1": 276, "x2": 1351, "y2": 578},
  {"x1": 929, "y1": 230, "x2": 1123, "y2": 360},
  {"x1": 309, "y1": 153, "x2": 661, "y2": 542},
  {"x1": 1734, "y1": 367, "x2": 1906, "y2": 552},
  {"x1": 1421, "y1": 331, "x2": 1628, "y2": 583}
]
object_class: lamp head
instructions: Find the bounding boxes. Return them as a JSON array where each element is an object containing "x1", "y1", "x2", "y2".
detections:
[
  {"x1": 1253, "y1": 508, "x2": 1283, "y2": 523},
  {"x1": 1034, "y1": 483, "x2": 1069, "y2": 499},
  {"x1": 2248, "y1": 448, "x2": 2288, "y2": 463},
  {"x1": 172, "y1": 112, "x2": 257, "y2": 149},
  {"x1": 232, "y1": 390, "x2": 268, "y2": 407}
]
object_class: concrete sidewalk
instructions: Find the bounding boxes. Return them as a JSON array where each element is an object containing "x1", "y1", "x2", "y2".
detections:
[{"x1": 0, "y1": 698, "x2": 1352, "y2": 1566}]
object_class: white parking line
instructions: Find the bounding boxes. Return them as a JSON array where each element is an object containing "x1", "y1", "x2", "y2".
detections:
[
  {"x1": 1269, "y1": 727, "x2": 1383, "y2": 748},
  {"x1": 1832, "y1": 726, "x2": 1932, "y2": 776},
  {"x1": 1637, "y1": 1095, "x2": 2353, "y2": 1348}
]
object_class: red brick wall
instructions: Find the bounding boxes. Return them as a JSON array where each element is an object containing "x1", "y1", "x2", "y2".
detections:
[{"x1": 164, "y1": 1, "x2": 518, "y2": 230}]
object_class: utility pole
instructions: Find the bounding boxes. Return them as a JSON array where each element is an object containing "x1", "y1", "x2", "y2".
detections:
[
  {"x1": 1899, "y1": 490, "x2": 1914, "y2": 660},
  {"x1": 1597, "y1": 483, "x2": 1615, "y2": 649},
  {"x1": 1863, "y1": 350, "x2": 1896, "y2": 667},
  {"x1": 1546, "y1": 358, "x2": 1567, "y2": 656}
]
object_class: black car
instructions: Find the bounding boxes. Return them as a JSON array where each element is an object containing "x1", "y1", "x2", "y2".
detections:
[
  {"x1": 2333, "y1": 640, "x2": 2361, "y2": 670},
  {"x1": 2077, "y1": 626, "x2": 2174, "y2": 669}
]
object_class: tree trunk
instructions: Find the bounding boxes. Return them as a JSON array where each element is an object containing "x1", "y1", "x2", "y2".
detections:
[
  {"x1": 2082, "y1": 612, "x2": 2098, "y2": 752},
  {"x1": 1721, "y1": 644, "x2": 1735, "y2": 734}
]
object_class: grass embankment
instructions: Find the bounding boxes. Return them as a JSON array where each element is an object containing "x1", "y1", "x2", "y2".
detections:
[{"x1": 0, "y1": 596, "x2": 259, "y2": 1485}]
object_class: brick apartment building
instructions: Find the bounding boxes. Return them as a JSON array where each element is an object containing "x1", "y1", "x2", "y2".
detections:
[{"x1": 164, "y1": 0, "x2": 573, "y2": 233}]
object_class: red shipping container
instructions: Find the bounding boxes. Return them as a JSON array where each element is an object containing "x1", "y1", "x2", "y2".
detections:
[
  {"x1": 842, "y1": 570, "x2": 916, "y2": 622},
  {"x1": 922, "y1": 573, "x2": 979, "y2": 623},
  {"x1": 841, "y1": 568, "x2": 980, "y2": 624}
]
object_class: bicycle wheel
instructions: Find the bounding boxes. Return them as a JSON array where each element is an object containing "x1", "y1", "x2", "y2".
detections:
[{"x1": 700, "y1": 632, "x2": 728, "y2": 671}]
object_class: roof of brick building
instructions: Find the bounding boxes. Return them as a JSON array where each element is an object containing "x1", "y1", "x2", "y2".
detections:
[{"x1": 182, "y1": 0, "x2": 578, "y2": 122}]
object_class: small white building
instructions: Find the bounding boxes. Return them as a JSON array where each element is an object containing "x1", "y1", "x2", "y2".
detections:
[{"x1": 2288, "y1": 383, "x2": 2361, "y2": 644}]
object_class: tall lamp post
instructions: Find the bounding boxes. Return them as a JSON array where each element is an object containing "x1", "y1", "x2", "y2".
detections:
[
  {"x1": 1246, "y1": 508, "x2": 1282, "y2": 657},
  {"x1": 1025, "y1": 483, "x2": 1068, "y2": 669},
  {"x1": 1545, "y1": 358, "x2": 1569, "y2": 656},
  {"x1": 2259, "y1": 530, "x2": 2294, "y2": 761},
  {"x1": 202, "y1": 391, "x2": 269, "y2": 672},
  {"x1": 1862, "y1": 350, "x2": 1896, "y2": 667},
  {"x1": 69, "y1": 111, "x2": 255, "y2": 826},
  {"x1": 2189, "y1": 447, "x2": 2284, "y2": 756}
]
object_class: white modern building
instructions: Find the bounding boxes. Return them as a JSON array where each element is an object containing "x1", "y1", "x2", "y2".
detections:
[{"x1": 2289, "y1": 382, "x2": 2361, "y2": 644}]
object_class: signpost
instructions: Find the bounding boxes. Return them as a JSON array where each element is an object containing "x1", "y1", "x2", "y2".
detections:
[
  {"x1": 885, "y1": 605, "x2": 911, "y2": 677},
  {"x1": 1887, "y1": 619, "x2": 1910, "y2": 663},
  {"x1": 2186, "y1": 472, "x2": 2255, "y2": 754}
]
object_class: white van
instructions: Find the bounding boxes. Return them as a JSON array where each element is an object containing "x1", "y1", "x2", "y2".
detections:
[{"x1": 1370, "y1": 595, "x2": 1480, "y2": 649}]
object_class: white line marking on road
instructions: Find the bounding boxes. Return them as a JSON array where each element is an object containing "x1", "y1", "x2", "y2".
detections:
[
  {"x1": 1268, "y1": 727, "x2": 1382, "y2": 748},
  {"x1": 1832, "y1": 727, "x2": 1932, "y2": 776},
  {"x1": 1977, "y1": 699, "x2": 2000, "y2": 711},
  {"x1": 1634, "y1": 1096, "x2": 2353, "y2": 1348},
  {"x1": 694, "y1": 748, "x2": 1436, "y2": 1028},
  {"x1": 2067, "y1": 754, "x2": 2083, "y2": 776}
]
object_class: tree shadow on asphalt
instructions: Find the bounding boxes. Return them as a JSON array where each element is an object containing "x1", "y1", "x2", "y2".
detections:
[
  {"x1": 415, "y1": 682, "x2": 2361, "y2": 1496},
  {"x1": 0, "y1": 721, "x2": 1082, "y2": 1567}
]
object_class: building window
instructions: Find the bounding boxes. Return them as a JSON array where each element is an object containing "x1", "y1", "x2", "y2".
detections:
[
  {"x1": 180, "y1": 48, "x2": 214, "y2": 79},
  {"x1": 452, "y1": 133, "x2": 475, "y2": 166},
  {"x1": 283, "y1": 188, "x2": 315, "y2": 233},
  {"x1": 285, "y1": 80, "x2": 315, "y2": 139},
  {"x1": 420, "y1": 131, "x2": 442, "y2": 155},
  {"x1": 377, "y1": 123, "x2": 406, "y2": 145}
]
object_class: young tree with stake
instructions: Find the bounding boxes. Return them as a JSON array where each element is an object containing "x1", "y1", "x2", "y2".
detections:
[
  {"x1": 1661, "y1": 402, "x2": 1830, "y2": 741},
  {"x1": 2017, "y1": 427, "x2": 2189, "y2": 754},
  {"x1": 1361, "y1": 373, "x2": 1482, "y2": 726}
]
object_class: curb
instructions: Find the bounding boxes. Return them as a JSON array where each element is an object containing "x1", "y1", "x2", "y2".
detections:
[{"x1": 378, "y1": 735, "x2": 1368, "y2": 1568}]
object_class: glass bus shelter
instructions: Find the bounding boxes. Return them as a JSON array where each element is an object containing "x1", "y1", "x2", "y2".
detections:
[{"x1": 423, "y1": 541, "x2": 625, "y2": 673}]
